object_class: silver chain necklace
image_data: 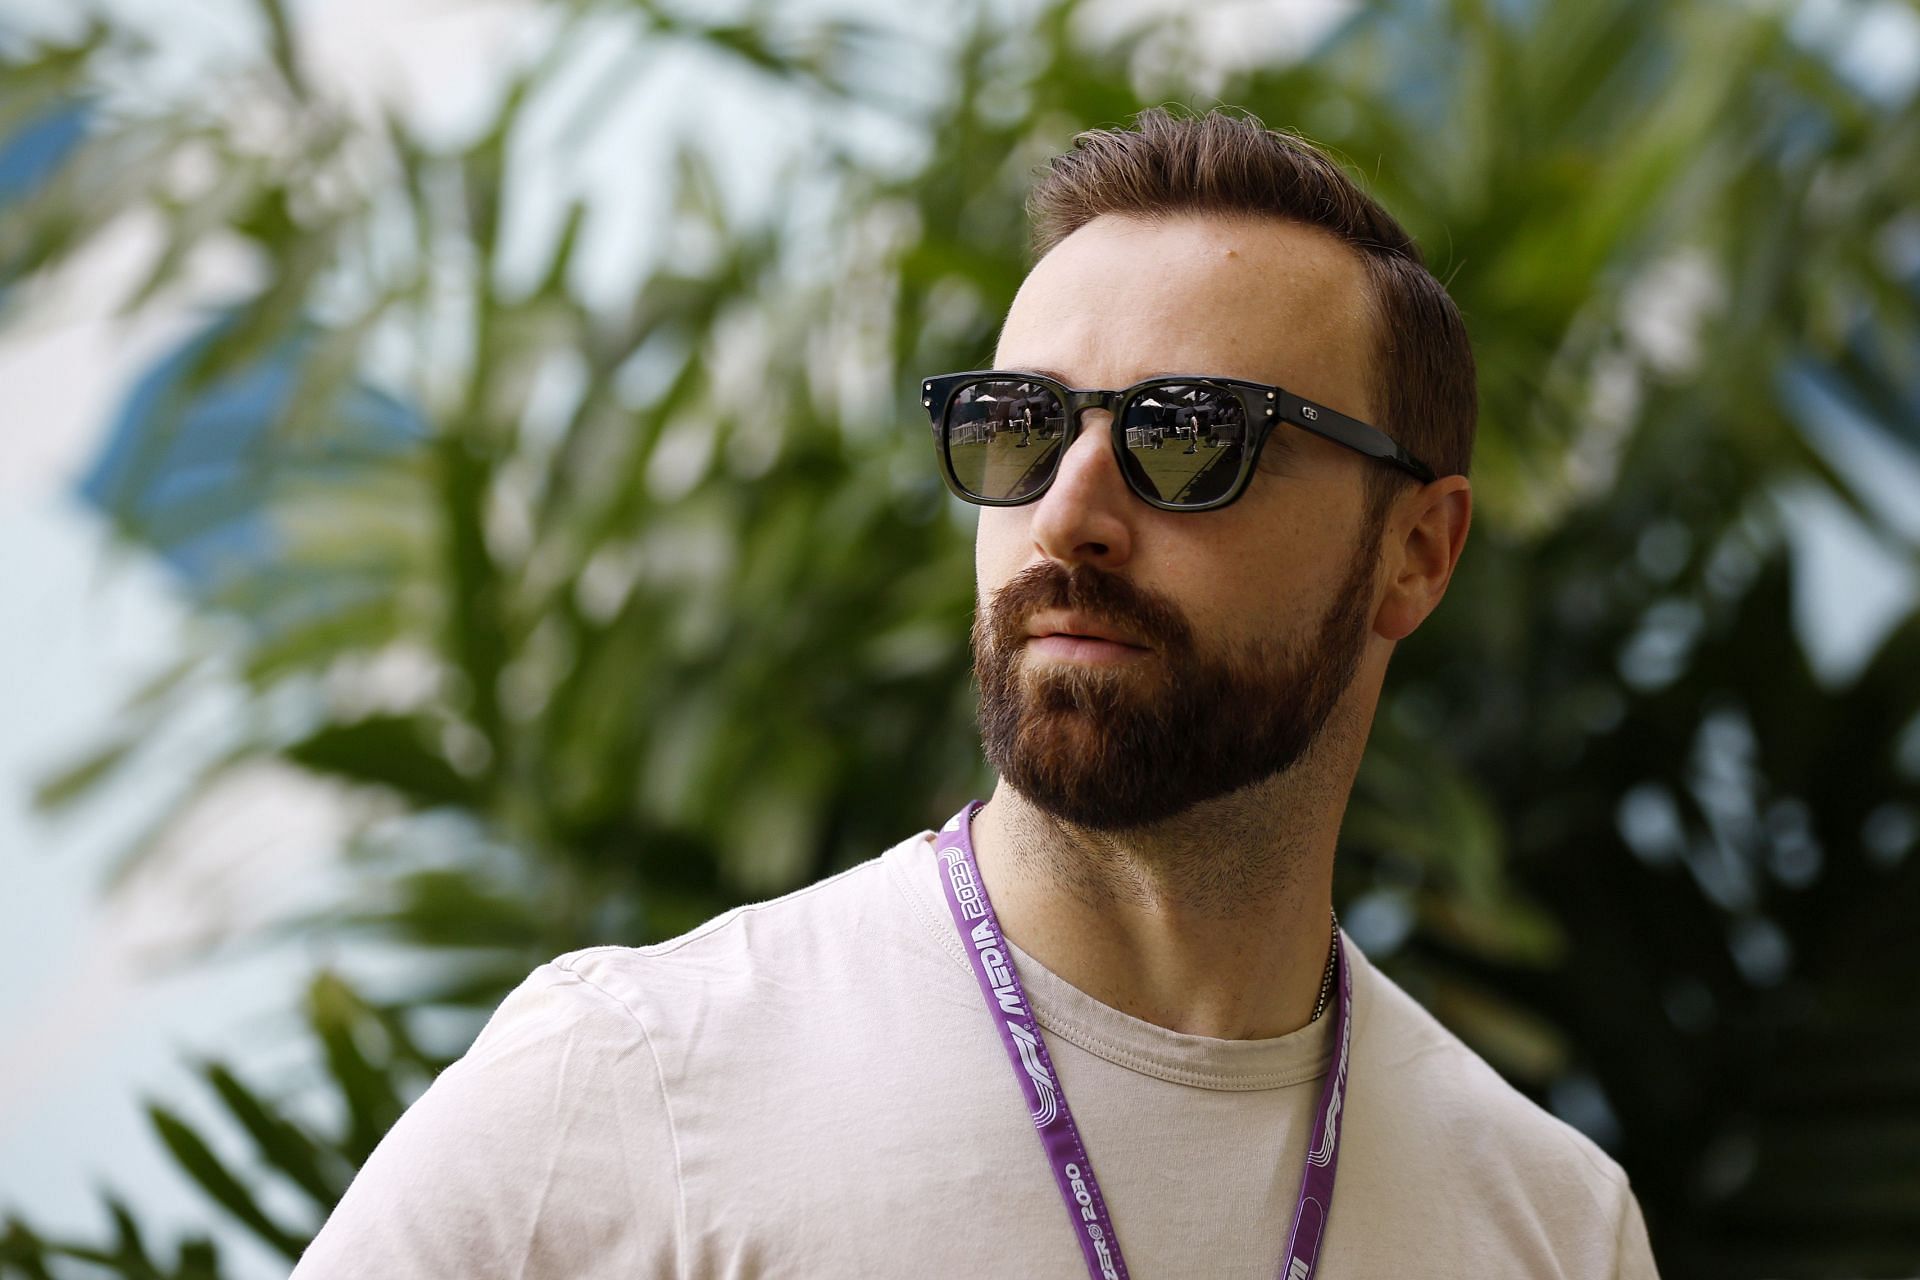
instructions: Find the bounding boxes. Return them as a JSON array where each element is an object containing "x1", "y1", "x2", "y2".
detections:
[{"x1": 1309, "y1": 908, "x2": 1341, "y2": 1024}]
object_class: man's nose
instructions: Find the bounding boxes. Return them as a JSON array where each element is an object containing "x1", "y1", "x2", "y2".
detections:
[{"x1": 1028, "y1": 408, "x2": 1135, "y2": 570}]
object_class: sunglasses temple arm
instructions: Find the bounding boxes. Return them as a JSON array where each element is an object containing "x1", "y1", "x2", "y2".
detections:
[{"x1": 1290, "y1": 401, "x2": 1437, "y2": 483}]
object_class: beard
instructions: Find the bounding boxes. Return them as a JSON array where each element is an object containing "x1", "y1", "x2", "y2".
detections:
[{"x1": 971, "y1": 534, "x2": 1382, "y2": 832}]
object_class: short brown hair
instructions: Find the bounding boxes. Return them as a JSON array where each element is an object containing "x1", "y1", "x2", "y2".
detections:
[{"x1": 1028, "y1": 108, "x2": 1475, "y2": 499}]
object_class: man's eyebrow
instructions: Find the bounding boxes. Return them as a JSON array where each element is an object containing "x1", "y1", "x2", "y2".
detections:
[
  {"x1": 1004, "y1": 365, "x2": 1075, "y2": 383},
  {"x1": 1004, "y1": 367, "x2": 1203, "y2": 387}
]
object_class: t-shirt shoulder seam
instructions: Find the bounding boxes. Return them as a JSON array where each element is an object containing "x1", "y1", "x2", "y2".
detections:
[
  {"x1": 889, "y1": 839, "x2": 972, "y2": 972},
  {"x1": 629, "y1": 858, "x2": 883, "y2": 959},
  {"x1": 548, "y1": 961, "x2": 691, "y2": 1273}
]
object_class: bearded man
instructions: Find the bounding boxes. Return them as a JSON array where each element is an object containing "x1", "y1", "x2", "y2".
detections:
[{"x1": 294, "y1": 108, "x2": 1661, "y2": 1280}]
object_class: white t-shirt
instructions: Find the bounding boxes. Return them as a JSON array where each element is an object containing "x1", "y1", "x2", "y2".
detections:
[{"x1": 293, "y1": 829, "x2": 1661, "y2": 1278}]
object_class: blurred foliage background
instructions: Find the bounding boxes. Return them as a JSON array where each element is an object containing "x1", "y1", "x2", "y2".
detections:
[{"x1": 4, "y1": 0, "x2": 1920, "y2": 1275}]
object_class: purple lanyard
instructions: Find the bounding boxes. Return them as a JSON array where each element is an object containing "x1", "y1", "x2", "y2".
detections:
[{"x1": 933, "y1": 802, "x2": 1353, "y2": 1280}]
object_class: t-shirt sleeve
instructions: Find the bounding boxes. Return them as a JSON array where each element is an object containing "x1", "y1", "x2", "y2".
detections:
[
  {"x1": 1612, "y1": 1176, "x2": 1661, "y2": 1280},
  {"x1": 290, "y1": 959, "x2": 682, "y2": 1280}
]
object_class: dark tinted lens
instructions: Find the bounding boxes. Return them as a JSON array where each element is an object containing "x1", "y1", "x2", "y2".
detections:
[
  {"x1": 1117, "y1": 383, "x2": 1250, "y2": 507},
  {"x1": 943, "y1": 379, "x2": 1069, "y2": 501}
]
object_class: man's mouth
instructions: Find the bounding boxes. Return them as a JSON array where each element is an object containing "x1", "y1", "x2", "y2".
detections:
[{"x1": 1023, "y1": 612, "x2": 1151, "y2": 663}]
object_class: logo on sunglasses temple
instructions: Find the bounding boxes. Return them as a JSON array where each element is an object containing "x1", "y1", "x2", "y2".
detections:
[{"x1": 1301, "y1": 405, "x2": 1319, "y2": 421}]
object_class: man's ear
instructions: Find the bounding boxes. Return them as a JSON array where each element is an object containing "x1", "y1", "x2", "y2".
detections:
[{"x1": 1374, "y1": 475, "x2": 1472, "y2": 642}]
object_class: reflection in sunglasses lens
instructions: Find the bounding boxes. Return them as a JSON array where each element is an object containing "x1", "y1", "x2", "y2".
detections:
[
  {"x1": 1117, "y1": 384, "x2": 1248, "y2": 507},
  {"x1": 944, "y1": 379, "x2": 1248, "y2": 507},
  {"x1": 945, "y1": 380, "x2": 1068, "y2": 500}
]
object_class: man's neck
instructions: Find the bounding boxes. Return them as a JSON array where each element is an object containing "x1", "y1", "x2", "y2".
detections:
[{"x1": 968, "y1": 772, "x2": 1347, "y2": 1042}]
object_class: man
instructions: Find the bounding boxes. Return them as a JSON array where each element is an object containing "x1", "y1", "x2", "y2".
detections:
[{"x1": 294, "y1": 109, "x2": 1660, "y2": 1278}]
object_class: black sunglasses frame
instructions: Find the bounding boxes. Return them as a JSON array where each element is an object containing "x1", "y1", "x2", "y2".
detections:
[{"x1": 921, "y1": 369, "x2": 1436, "y2": 512}]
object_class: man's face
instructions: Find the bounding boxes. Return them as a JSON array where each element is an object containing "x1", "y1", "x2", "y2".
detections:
[{"x1": 973, "y1": 212, "x2": 1392, "y2": 830}]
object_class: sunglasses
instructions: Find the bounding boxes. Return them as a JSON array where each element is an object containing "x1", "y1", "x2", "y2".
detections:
[{"x1": 921, "y1": 370, "x2": 1436, "y2": 512}]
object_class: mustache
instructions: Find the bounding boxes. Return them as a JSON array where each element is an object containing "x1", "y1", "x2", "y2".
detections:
[{"x1": 984, "y1": 562, "x2": 1195, "y2": 657}]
